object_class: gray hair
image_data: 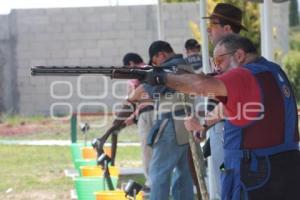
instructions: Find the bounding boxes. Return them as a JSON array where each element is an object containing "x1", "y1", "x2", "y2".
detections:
[{"x1": 216, "y1": 34, "x2": 257, "y2": 54}]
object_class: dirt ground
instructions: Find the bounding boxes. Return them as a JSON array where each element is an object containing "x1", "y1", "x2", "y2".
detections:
[
  {"x1": 0, "y1": 115, "x2": 117, "y2": 140},
  {"x1": 1, "y1": 190, "x2": 70, "y2": 200},
  {"x1": 0, "y1": 123, "x2": 43, "y2": 136},
  {"x1": 0, "y1": 119, "x2": 68, "y2": 136}
]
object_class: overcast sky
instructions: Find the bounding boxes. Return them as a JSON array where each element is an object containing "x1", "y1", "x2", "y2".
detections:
[{"x1": 0, "y1": 0, "x2": 299, "y2": 14}]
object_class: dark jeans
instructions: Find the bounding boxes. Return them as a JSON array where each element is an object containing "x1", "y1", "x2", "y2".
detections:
[{"x1": 248, "y1": 150, "x2": 300, "y2": 200}]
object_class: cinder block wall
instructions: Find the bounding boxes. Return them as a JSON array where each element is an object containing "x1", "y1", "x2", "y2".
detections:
[
  {"x1": 0, "y1": 14, "x2": 19, "y2": 115},
  {"x1": 0, "y1": 2, "x2": 289, "y2": 116},
  {"x1": 1, "y1": 3, "x2": 202, "y2": 116}
]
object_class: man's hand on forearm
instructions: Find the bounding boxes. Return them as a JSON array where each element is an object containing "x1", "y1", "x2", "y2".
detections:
[
  {"x1": 184, "y1": 116, "x2": 203, "y2": 132},
  {"x1": 184, "y1": 116, "x2": 207, "y2": 142},
  {"x1": 141, "y1": 68, "x2": 166, "y2": 85}
]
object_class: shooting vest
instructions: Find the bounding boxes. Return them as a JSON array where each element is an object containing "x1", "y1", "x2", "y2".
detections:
[
  {"x1": 153, "y1": 92, "x2": 194, "y2": 145},
  {"x1": 146, "y1": 54, "x2": 194, "y2": 146},
  {"x1": 221, "y1": 57, "x2": 299, "y2": 200}
]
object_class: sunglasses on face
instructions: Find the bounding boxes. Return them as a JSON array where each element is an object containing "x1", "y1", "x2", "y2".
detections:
[{"x1": 213, "y1": 51, "x2": 236, "y2": 67}]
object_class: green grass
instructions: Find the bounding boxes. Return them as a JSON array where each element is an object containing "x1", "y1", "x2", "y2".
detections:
[
  {"x1": 0, "y1": 145, "x2": 73, "y2": 199},
  {"x1": 0, "y1": 114, "x2": 46, "y2": 125},
  {"x1": 116, "y1": 146, "x2": 142, "y2": 165},
  {"x1": 0, "y1": 144, "x2": 142, "y2": 199},
  {"x1": 0, "y1": 126, "x2": 139, "y2": 142},
  {"x1": 0, "y1": 115, "x2": 144, "y2": 199}
]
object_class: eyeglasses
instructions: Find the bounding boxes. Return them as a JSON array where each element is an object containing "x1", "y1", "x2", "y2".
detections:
[
  {"x1": 213, "y1": 51, "x2": 236, "y2": 67},
  {"x1": 207, "y1": 21, "x2": 222, "y2": 29}
]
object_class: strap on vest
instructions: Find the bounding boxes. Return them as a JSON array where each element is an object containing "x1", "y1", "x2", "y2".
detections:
[
  {"x1": 224, "y1": 149, "x2": 258, "y2": 172},
  {"x1": 147, "y1": 119, "x2": 163, "y2": 147},
  {"x1": 147, "y1": 109, "x2": 188, "y2": 146},
  {"x1": 160, "y1": 108, "x2": 188, "y2": 119},
  {"x1": 138, "y1": 105, "x2": 154, "y2": 117},
  {"x1": 224, "y1": 143, "x2": 299, "y2": 172}
]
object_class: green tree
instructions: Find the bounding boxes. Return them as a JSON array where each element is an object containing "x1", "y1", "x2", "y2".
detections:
[
  {"x1": 289, "y1": 0, "x2": 299, "y2": 27},
  {"x1": 283, "y1": 51, "x2": 300, "y2": 102},
  {"x1": 290, "y1": 26, "x2": 300, "y2": 51}
]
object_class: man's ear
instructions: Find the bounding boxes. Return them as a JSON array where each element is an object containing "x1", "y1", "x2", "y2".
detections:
[
  {"x1": 235, "y1": 49, "x2": 247, "y2": 63},
  {"x1": 158, "y1": 51, "x2": 164, "y2": 57},
  {"x1": 158, "y1": 51, "x2": 167, "y2": 60},
  {"x1": 223, "y1": 25, "x2": 233, "y2": 33},
  {"x1": 129, "y1": 61, "x2": 135, "y2": 67}
]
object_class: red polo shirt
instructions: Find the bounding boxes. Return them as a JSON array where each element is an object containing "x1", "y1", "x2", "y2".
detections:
[{"x1": 216, "y1": 67, "x2": 262, "y2": 127}]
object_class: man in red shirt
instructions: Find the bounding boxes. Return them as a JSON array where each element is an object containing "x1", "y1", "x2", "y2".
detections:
[{"x1": 142, "y1": 34, "x2": 300, "y2": 200}]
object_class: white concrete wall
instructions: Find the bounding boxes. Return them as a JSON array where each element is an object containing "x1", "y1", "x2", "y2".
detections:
[{"x1": 3, "y1": 3, "x2": 202, "y2": 116}]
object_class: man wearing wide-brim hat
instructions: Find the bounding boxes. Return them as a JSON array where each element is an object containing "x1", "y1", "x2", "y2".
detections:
[
  {"x1": 203, "y1": 3, "x2": 247, "y2": 45},
  {"x1": 184, "y1": 3, "x2": 248, "y2": 200}
]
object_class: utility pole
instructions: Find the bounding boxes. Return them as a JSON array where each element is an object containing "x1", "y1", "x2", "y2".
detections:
[
  {"x1": 157, "y1": 0, "x2": 164, "y2": 40},
  {"x1": 260, "y1": 0, "x2": 274, "y2": 61},
  {"x1": 200, "y1": 0, "x2": 210, "y2": 73}
]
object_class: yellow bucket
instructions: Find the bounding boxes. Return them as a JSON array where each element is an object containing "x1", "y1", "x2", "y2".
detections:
[
  {"x1": 81, "y1": 146, "x2": 112, "y2": 159},
  {"x1": 104, "y1": 147, "x2": 112, "y2": 158},
  {"x1": 80, "y1": 166, "x2": 120, "y2": 177},
  {"x1": 75, "y1": 177, "x2": 119, "y2": 200},
  {"x1": 95, "y1": 190, "x2": 143, "y2": 200}
]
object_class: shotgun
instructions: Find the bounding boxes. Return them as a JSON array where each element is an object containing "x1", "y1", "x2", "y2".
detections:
[
  {"x1": 91, "y1": 102, "x2": 134, "y2": 165},
  {"x1": 31, "y1": 65, "x2": 152, "y2": 78},
  {"x1": 31, "y1": 65, "x2": 209, "y2": 199}
]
